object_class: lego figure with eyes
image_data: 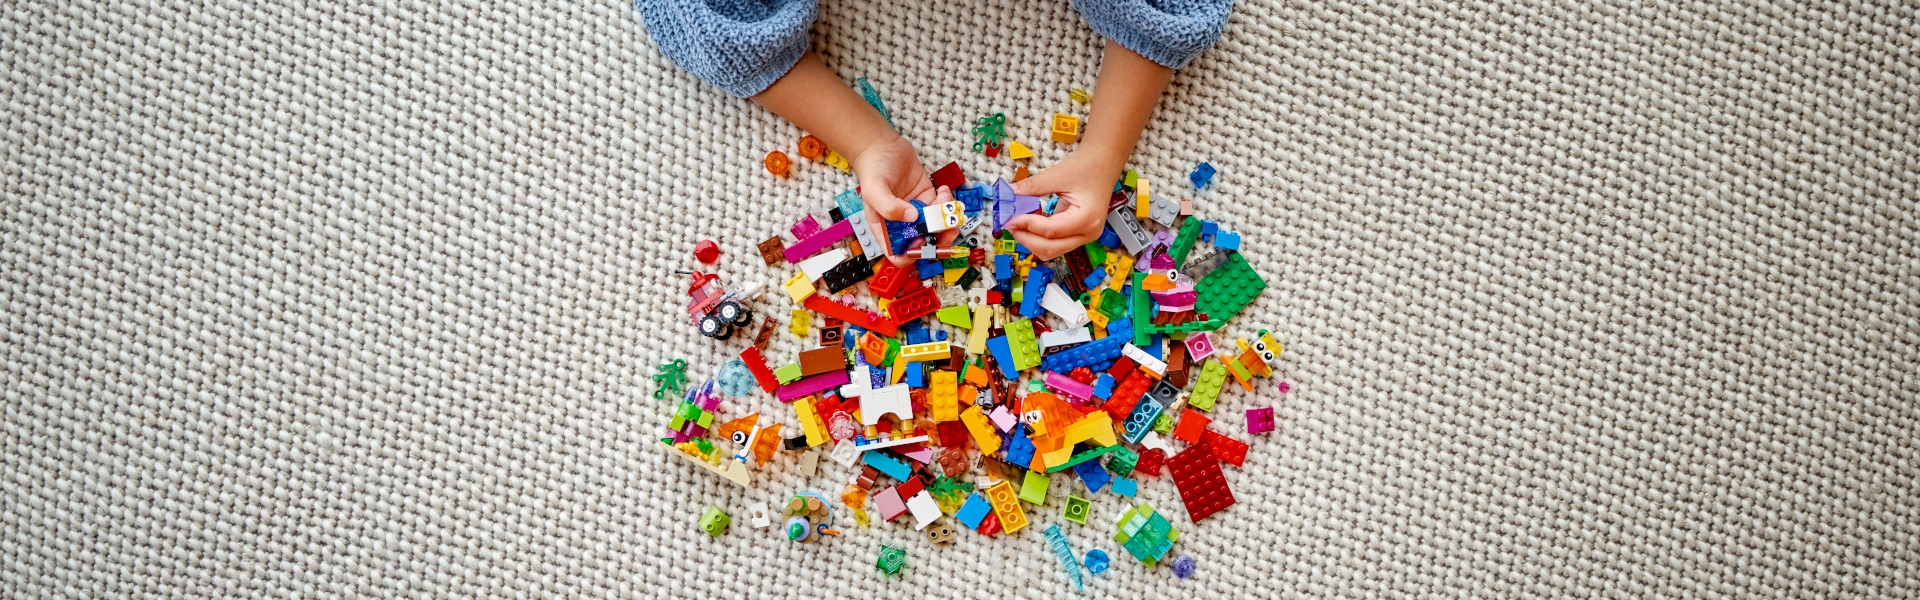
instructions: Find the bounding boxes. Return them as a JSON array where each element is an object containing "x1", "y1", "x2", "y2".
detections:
[{"x1": 633, "y1": 1, "x2": 1233, "y2": 262}]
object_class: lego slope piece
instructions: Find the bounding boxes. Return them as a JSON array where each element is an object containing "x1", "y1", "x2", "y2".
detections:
[
  {"x1": 1193, "y1": 252, "x2": 1267, "y2": 322},
  {"x1": 1168, "y1": 443, "x2": 1235, "y2": 522}
]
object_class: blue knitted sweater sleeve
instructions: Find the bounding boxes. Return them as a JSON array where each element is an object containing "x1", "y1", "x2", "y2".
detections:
[
  {"x1": 633, "y1": 0, "x2": 818, "y2": 98},
  {"x1": 1074, "y1": 0, "x2": 1235, "y2": 69}
]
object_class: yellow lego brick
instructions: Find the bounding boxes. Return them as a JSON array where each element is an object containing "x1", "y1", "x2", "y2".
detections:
[
  {"x1": 986, "y1": 480, "x2": 1029, "y2": 533},
  {"x1": 966, "y1": 303, "x2": 992, "y2": 355},
  {"x1": 1036, "y1": 412, "x2": 1117, "y2": 469},
  {"x1": 824, "y1": 149, "x2": 850, "y2": 172},
  {"x1": 899, "y1": 341, "x2": 952, "y2": 363},
  {"x1": 961, "y1": 406, "x2": 1001, "y2": 454},
  {"x1": 1108, "y1": 255, "x2": 1135, "y2": 291},
  {"x1": 929, "y1": 370, "x2": 959, "y2": 421},
  {"x1": 1135, "y1": 178, "x2": 1151, "y2": 218},
  {"x1": 794, "y1": 396, "x2": 827, "y2": 447},
  {"x1": 1049, "y1": 113, "x2": 1079, "y2": 144},
  {"x1": 785, "y1": 272, "x2": 815, "y2": 303},
  {"x1": 790, "y1": 310, "x2": 811, "y2": 336}
]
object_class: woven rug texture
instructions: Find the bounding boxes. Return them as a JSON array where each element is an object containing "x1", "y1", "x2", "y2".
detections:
[{"x1": 3, "y1": 0, "x2": 1917, "y2": 597}]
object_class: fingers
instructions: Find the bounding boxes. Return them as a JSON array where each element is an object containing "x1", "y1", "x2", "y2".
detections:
[
  {"x1": 1004, "y1": 196, "x2": 1107, "y2": 239},
  {"x1": 1008, "y1": 228, "x2": 1100, "y2": 261}
]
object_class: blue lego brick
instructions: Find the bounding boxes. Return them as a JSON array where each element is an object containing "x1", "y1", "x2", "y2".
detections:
[
  {"x1": 1201, "y1": 220, "x2": 1219, "y2": 242},
  {"x1": 994, "y1": 255, "x2": 1014, "y2": 282},
  {"x1": 955, "y1": 185, "x2": 984, "y2": 214},
  {"x1": 987, "y1": 336, "x2": 1020, "y2": 380},
  {"x1": 905, "y1": 363, "x2": 925, "y2": 388},
  {"x1": 1040, "y1": 334, "x2": 1127, "y2": 373},
  {"x1": 1190, "y1": 162, "x2": 1215, "y2": 189},
  {"x1": 1020, "y1": 266, "x2": 1054, "y2": 318},
  {"x1": 1111, "y1": 477, "x2": 1138, "y2": 497},
  {"x1": 1217, "y1": 232, "x2": 1241, "y2": 252},
  {"x1": 957, "y1": 493, "x2": 992, "y2": 529},
  {"x1": 917, "y1": 259, "x2": 943, "y2": 279},
  {"x1": 1083, "y1": 269, "x2": 1107, "y2": 289},
  {"x1": 1073, "y1": 458, "x2": 1112, "y2": 493},
  {"x1": 1120, "y1": 396, "x2": 1166, "y2": 444},
  {"x1": 864, "y1": 451, "x2": 913, "y2": 481},
  {"x1": 1107, "y1": 317, "x2": 1133, "y2": 341},
  {"x1": 1092, "y1": 374, "x2": 1115, "y2": 400},
  {"x1": 1005, "y1": 427, "x2": 1036, "y2": 467},
  {"x1": 1098, "y1": 229, "x2": 1122, "y2": 248},
  {"x1": 905, "y1": 327, "x2": 930, "y2": 345},
  {"x1": 1141, "y1": 339, "x2": 1163, "y2": 360}
]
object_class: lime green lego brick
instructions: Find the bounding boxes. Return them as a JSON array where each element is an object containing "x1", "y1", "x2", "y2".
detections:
[
  {"x1": 1020, "y1": 470, "x2": 1050, "y2": 504},
  {"x1": 1189, "y1": 360, "x2": 1227, "y2": 411},
  {"x1": 997, "y1": 238, "x2": 1017, "y2": 254},
  {"x1": 1064, "y1": 496, "x2": 1091, "y2": 525},
  {"x1": 1152, "y1": 413, "x2": 1174, "y2": 434},
  {"x1": 695, "y1": 411, "x2": 714, "y2": 429},
  {"x1": 937, "y1": 306, "x2": 973, "y2": 329},
  {"x1": 1123, "y1": 169, "x2": 1138, "y2": 188},
  {"x1": 1193, "y1": 252, "x2": 1267, "y2": 322},
  {"x1": 1225, "y1": 354, "x2": 1251, "y2": 380},
  {"x1": 773, "y1": 362, "x2": 802, "y2": 384},
  {"x1": 1169, "y1": 217, "x2": 1203, "y2": 268},
  {"x1": 1006, "y1": 319, "x2": 1041, "y2": 370}
]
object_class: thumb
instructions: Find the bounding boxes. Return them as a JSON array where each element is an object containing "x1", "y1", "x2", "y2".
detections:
[
  {"x1": 1008, "y1": 167, "x2": 1065, "y2": 197},
  {"x1": 858, "y1": 176, "x2": 917, "y2": 222}
]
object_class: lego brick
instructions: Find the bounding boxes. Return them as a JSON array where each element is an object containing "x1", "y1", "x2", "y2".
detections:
[
  {"x1": 1040, "y1": 327, "x2": 1093, "y2": 351},
  {"x1": 1007, "y1": 140, "x2": 1034, "y2": 160},
  {"x1": 906, "y1": 491, "x2": 942, "y2": 530},
  {"x1": 957, "y1": 492, "x2": 992, "y2": 529},
  {"x1": 785, "y1": 272, "x2": 816, "y2": 303},
  {"x1": 700, "y1": 506, "x2": 730, "y2": 536},
  {"x1": 1202, "y1": 429, "x2": 1250, "y2": 466},
  {"x1": 868, "y1": 259, "x2": 917, "y2": 299},
  {"x1": 1172, "y1": 408, "x2": 1211, "y2": 444},
  {"x1": 772, "y1": 362, "x2": 802, "y2": 384},
  {"x1": 877, "y1": 486, "x2": 909, "y2": 522},
  {"x1": 1134, "y1": 448, "x2": 1166, "y2": 477},
  {"x1": 1188, "y1": 359, "x2": 1228, "y2": 411},
  {"x1": 986, "y1": 336, "x2": 1020, "y2": 380},
  {"x1": 758, "y1": 237, "x2": 786, "y2": 266},
  {"x1": 1169, "y1": 216, "x2": 1203, "y2": 268},
  {"x1": 802, "y1": 295, "x2": 897, "y2": 336},
  {"x1": 794, "y1": 396, "x2": 827, "y2": 447},
  {"x1": 821, "y1": 255, "x2": 875, "y2": 293},
  {"x1": 1063, "y1": 496, "x2": 1091, "y2": 524},
  {"x1": 923, "y1": 200, "x2": 964, "y2": 233},
  {"x1": 1044, "y1": 371, "x2": 1094, "y2": 404},
  {"x1": 985, "y1": 480, "x2": 1029, "y2": 534},
  {"x1": 960, "y1": 406, "x2": 1001, "y2": 454},
  {"x1": 1040, "y1": 334, "x2": 1126, "y2": 373},
  {"x1": 1185, "y1": 332, "x2": 1217, "y2": 361},
  {"x1": 1190, "y1": 162, "x2": 1215, "y2": 189},
  {"x1": 797, "y1": 248, "x2": 849, "y2": 282},
  {"x1": 1073, "y1": 457, "x2": 1112, "y2": 493},
  {"x1": 1020, "y1": 470, "x2": 1050, "y2": 504},
  {"x1": 1120, "y1": 394, "x2": 1165, "y2": 444},
  {"x1": 1168, "y1": 443, "x2": 1235, "y2": 522},
  {"x1": 1247, "y1": 407, "x2": 1276, "y2": 434},
  {"x1": 776, "y1": 369, "x2": 850, "y2": 402},
  {"x1": 844, "y1": 211, "x2": 883, "y2": 260},
  {"x1": 1149, "y1": 195, "x2": 1181, "y2": 228},
  {"x1": 798, "y1": 346, "x2": 846, "y2": 377},
  {"x1": 1020, "y1": 266, "x2": 1054, "y2": 318},
  {"x1": 1107, "y1": 446, "x2": 1140, "y2": 478},
  {"x1": 928, "y1": 370, "x2": 959, "y2": 421},
  {"x1": 1040, "y1": 283, "x2": 1089, "y2": 327},
  {"x1": 937, "y1": 305, "x2": 972, "y2": 329},
  {"x1": 1122, "y1": 343, "x2": 1168, "y2": 376},
  {"x1": 1049, "y1": 113, "x2": 1079, "y2": 144},
  {"x1": 1217, "y1": 231, "x2": 1241, "y2": 251},
  {"x1": 861, "y1": 384, "x2": 913, "y2": 425},
  {"x1": 864, "y1": 450, "x2": 913, "y2": 481},
  {"x1": 740, "y1": 346, "x2": 779, "y2": 393},
  {"x1": 1106, "y1": 209, "x2": 1149, "y2": 256},
  {"x1": 783, "y1": 218, "x2": 854, "y2": 263},
  {"x1": 886, "y1": 286, "x2": 942, "y2": 323},
  {"x1": 931, "y1": 161, "x2": 965, "y2": 191},
  {"x1": 1004, "y1": 426, "x2": 1036, "y2": 467},
  {"x1": 1005, "y1": 319, "x2": 1041, "y2": 371},
  {"x1": 899, "y1": 341, "x2": 952, "y2": 363}
]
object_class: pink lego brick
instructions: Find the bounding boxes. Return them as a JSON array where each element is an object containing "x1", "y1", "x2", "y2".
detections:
[
  {"x1": 1045, "y1": 371, "x2": 1094, "y2": 404},
  {"x1": 777, "y1": 369, "x2": 851, "y2": 402},
  {"x1": 784, "y1": 219, "x2": 854, "y2": 263}
]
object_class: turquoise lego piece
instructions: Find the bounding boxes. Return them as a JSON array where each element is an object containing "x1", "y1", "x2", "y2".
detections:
[
  {"x1": 1111, "y1": 477, "x2": 1138, "y2": 497},
  {"x1": 864, "y1": 451, "x2": 913, "y2": 481}
]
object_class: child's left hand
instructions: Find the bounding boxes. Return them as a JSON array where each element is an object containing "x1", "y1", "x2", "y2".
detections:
[{"x1": 1003, "y1": 153, "x2": 1116, "y2": 260}]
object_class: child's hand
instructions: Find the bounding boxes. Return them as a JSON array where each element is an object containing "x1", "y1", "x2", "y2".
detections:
[
  {"x1": 1003, "y1": 152, "x2": 1115, "y2": 261},
  {"x1": 853, "y1": 134, "x2": 958, "y2": 266}
]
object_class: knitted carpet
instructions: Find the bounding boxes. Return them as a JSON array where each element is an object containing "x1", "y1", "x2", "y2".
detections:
[{"x1": 4, "y1": 0, "x2": 1916, "y2": 597}]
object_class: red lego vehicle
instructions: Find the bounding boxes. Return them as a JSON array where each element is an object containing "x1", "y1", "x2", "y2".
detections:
[{"x1": 685, "y1": 271, "x2": 762, "y2": 340}]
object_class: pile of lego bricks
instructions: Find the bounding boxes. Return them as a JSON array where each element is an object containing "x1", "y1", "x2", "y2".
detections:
[{"x1": 662, "y1": 152, "x2": 1285, "y2": 580}]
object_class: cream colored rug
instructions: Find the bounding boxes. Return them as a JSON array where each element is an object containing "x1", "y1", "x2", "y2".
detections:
[{"x1": 4, "y1": 0, "x2": 1916, "y2": 597}]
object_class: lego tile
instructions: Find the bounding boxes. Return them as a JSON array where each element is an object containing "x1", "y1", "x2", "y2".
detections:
[
  {"x1": 798, "y1": 346, "x2": 847, "y2": 377},
  {"x1": 876, "y1": 486, "x2": 908, "y2": 522},
  {"x1": 1192, "y1": 252, "x2": 1266, "y2": 322},
  {"x1": 1111, "y1": 477, "x2": 1138, "y2": 497},
  {"x1": 957, "y1": 492, "x2": 992, "y2": 529}
]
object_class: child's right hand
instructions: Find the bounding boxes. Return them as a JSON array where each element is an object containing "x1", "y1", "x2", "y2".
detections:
[{"x1": 852, "y1": 134, "x2": 958, "y2": 267}]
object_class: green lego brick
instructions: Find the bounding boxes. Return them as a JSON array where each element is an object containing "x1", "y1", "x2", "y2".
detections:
[
  {"x1": 1107, "y1": 446, "x2": 1140, "y2": 478},
  {"x1": 937, "y1": 306, "x2": 973, "y2": 329},
  {"x1": 1084, "y1": 242, "x2": 1107, "y2": 268},
  {"x1": 1193, "y1": 252, "x2": 1267, "y2": 323},
  {"x1": 699, "y1": 506, "x2": 730, "y2": 537},
  {"x1": 1097, "y1": 289, "x2": 1129, "y2": 321},
  {"x1": 1049, "y1": 444, "x2": 1119, "y2": 472},
  {"x1": 1131, "y1": 272, "x2": 1152, "y2": 346},
  {"x1": 1063, "y1": 495, "x2": 1091, "y2": 524},
  {"x1": 773, "y1": 362, "x2": 802, "y2": 384},
  {"x1": 1006, "y1": 318, "x2": 1041, "y2": 370},
  {"x1": 1169, "y1": 216, "x2": 1203, "y2": 268},
  {"x1": 1189, "y1": 360, "x2": 1228, "y2": 411},
  {"x1": 1020, "y1": 470, "x2": 1050, "y2": 504},
  {"x1": 1151, "y1": 413, "x2": 1175, "y2": 434}
]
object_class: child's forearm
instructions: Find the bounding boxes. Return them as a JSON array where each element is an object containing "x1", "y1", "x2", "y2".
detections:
[
  {"x1": 752, "y1": 52, "x2": 900, "y2": 162},
  {"x1": 1081, "y1": 41, "x2": 1177, "y2": 171}
]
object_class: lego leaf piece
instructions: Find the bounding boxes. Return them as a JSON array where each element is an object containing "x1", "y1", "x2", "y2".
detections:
[{"x1": 1168, "y1": 444, "x2": 1235, "y2": 522}]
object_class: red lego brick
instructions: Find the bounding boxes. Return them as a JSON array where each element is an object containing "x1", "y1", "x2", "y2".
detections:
[
  {"x1": 1171, "y1": 408, "x2": 1211, "y2": 445},
  {"x1": 886, "y1": 286, "x2": 941, "y2": 323},
  {"x1": 977, "y1": 512, "x2": 1001, "y2": 536},
  {"x1": 869, "y1": 259, "x2": 918, "y2": 299},
  {"x1": 740, "y1": 346, "x2": 779, "y2": 393},
  {"x1": 898, "y1": 474, "x2": 925, "y2": 498},
  {"x1": 1202, "y1": 429, "x2": 1249, "y2": 467},
  {"x1": 1106, "y1": 356, "x2": 1138, "y2": 381},
  {"x1": 803, "y1": 295, "x2": 898, "y2": 336},
  {"x1": 1103, "y1": 371, "x2": 1151, "y2": 421},
  {"x1": 937, "y1": 421, "x2": 970, "y2": 449},
  {"x1": 1134, "y1": 448, "x2": 1166, "y2": 478},
  {"x1": 1168, "y1": 443, "x2": 1235, "y2": 522},
  {"x1": 931, "y1": 161, "x2": 965, "y2": 191}
]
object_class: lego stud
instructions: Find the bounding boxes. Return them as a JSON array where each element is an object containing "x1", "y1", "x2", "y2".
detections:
[
  {"x1": 1170, "y1": 554, "x2": 1197, "y2": 579},
  {"x1": 765, "y1": 150, "x2": 792, "y2": 177},
  {"x1": 694, "y1": 239, "x2": 721, "y2": 264}
]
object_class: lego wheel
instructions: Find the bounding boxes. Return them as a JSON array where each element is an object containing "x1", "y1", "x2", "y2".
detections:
[
  {"x1": 699, "y1": 315, "x2": 733, "y2": 340},
  {"x1": 717, "y1": 301, "x2": 751, "y2": 326}
]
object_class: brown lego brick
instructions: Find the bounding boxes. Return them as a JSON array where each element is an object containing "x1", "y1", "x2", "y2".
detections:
[{"x1": 797, "y1": 346, "x2": 847, "y2": 377}]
